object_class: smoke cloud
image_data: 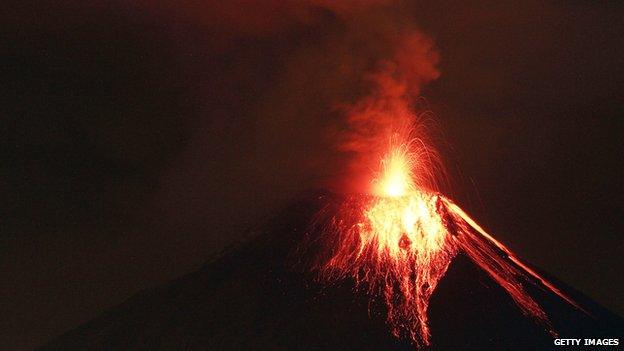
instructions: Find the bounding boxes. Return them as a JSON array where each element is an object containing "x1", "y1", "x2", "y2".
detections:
[
  {"x1": 3, "y1": 0, "x2": 444, "y2": 261},
  {"x1": 101, "y1": 0, "x2": 446, "y2": 241},
  {"x1": 165, "y1": 1, "x2": 439, "y2": 186}
]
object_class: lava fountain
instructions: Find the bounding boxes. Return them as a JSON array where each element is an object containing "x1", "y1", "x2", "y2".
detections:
[{"x1": 313, "y1": 130, "x2": 585, "y2": 348}]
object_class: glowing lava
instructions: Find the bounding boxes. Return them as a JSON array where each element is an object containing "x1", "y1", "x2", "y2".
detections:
[
  {"x1": 314, "y1": 134, "x2": 584, "y2": 348},
  {"x1": 375, "y1": 144, "x2": 415, "y2": 197}
]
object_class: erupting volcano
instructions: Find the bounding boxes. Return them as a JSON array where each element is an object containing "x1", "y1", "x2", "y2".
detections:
[
  {"x1": 42, "y1": 141, "x2": 621, "y2": 350},
  {"x1": 313, "y1": 128, "x2": 586, "y2": 348},
  {"x1": 34, "y1": 3, "x2": 623, "y2": 350}
]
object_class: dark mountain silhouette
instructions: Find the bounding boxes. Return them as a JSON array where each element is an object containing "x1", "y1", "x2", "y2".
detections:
[{"x1": 41, "y1": 193, "x2": 623, "y2": 350}]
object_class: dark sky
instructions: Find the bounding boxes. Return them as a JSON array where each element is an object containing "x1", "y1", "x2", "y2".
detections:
[{"x1": 2, "y1": 1, "x2": 622, "y2": 349}]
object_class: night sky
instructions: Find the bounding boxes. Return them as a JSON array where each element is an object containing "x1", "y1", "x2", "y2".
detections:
[{"x1": 2, "y1": 1, "x2": 622, "y2": 349}]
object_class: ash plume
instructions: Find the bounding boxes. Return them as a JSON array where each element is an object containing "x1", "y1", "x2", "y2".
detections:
[{"x1": 132, "y1": 0, "x2": 443, "y2": 201}]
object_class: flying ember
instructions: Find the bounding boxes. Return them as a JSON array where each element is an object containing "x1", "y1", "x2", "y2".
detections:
[{"x1": 313, "y1": 131, "x2": 584, "y2": 348}]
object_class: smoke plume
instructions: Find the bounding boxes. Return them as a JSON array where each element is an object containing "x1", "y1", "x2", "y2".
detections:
[{"x1": 117, "y1": 0, "x2": 447, "y2": 240}]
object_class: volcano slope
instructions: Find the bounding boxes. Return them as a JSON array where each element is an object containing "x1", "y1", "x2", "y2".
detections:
[{"x1": 41, "y1": 194, "x2": 623, "y2": 350}]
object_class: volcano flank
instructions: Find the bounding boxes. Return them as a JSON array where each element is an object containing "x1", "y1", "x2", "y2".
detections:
[{"x1": 41, "y1": 193, "x2": 623, "y2": 350}]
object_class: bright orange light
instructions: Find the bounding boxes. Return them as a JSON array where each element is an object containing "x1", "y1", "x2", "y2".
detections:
[
  {"x1": 362, "y1": 191, "x2": 449, "y2": 263},
  {"x1": 366, "y1": 150, "x2": 448, "y2": 261},
  {"x1": 375, "y1": 145, "x2": 415, "y2": 197}
]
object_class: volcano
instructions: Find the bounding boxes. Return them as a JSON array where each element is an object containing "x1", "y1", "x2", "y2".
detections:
[{"x1": 41, "y1": 193, "x2": 622, "y2": 350}]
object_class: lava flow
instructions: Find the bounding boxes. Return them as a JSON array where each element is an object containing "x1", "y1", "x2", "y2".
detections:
[{"x1": 313, "y1": 132, "x2": 585, "y2": 348}]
